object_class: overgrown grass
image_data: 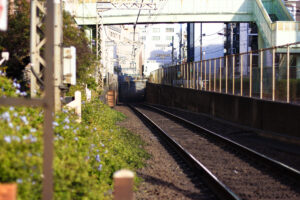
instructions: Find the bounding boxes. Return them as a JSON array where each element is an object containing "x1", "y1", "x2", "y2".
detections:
[{"x1": 0, "y1": 76, "x2": 149, "y2": 199}]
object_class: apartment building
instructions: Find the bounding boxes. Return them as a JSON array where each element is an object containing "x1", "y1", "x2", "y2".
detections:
[{"x1": 143, "y1": 24, "x2": 181, "y2": 76}]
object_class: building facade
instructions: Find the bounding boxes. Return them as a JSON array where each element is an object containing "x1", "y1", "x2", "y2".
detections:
[
  {"x1": 143, "y1": 24, "x2": 182, "y2": 76},
  {"x1": 284, "y1": 0, "x2": 300, "y2": 21}
]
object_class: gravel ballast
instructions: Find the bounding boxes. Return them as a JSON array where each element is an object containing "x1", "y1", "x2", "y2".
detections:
[{"x1": 115, "y1": 105, "x2": 217, "y2": 200}]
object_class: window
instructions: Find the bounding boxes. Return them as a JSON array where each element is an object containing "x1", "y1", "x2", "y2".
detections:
[
  {"x1": 153, "y1": 28, "x2": 160, "y2": 33},
  {"x1": 166, "y1": 28, "x2": 174, "y2": 32},
  {"x1": 152, "y1": 36, "x2": 160, "y2": 41},
  {"x1": 166, "y1": 36, "x2": 173, "y2": 41}
]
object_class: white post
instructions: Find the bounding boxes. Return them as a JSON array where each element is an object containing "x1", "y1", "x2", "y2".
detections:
[{"x1": 65, "y1": 91, "x2": 82, "y2": 123}]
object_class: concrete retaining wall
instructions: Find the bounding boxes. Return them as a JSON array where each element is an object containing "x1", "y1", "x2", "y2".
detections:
[
  {"x1": 119, "y1": 80, "x2": 147, "y2": 103},
  {"x1": 146, "y1": 83, "x2": 300, "y2": 137}
]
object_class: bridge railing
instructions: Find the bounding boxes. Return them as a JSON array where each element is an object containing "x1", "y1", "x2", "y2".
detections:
[{"x1": 149, "y1": 42, "x2": 300, "y2": 104}]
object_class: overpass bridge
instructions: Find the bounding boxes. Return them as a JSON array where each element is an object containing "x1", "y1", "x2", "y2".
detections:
[
  {"x1": 70, "y1": 0, "x2": 300, "y2": 137},
  {"x1": 73, "y1": 0, "x2": 300, "y2": 48}
]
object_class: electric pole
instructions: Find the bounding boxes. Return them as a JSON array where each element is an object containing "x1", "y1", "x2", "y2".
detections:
[
  {"x1": 171, "y1": 36, "x2": 174, "y2": 65},
  {"x1": 30, "y1": 0, "x2": 46, "y2": 98},
  {"x1": 53, "y1": 0, "x2": 63, "y2": 111},
  {"x1": 200, "y1": 23, "x2": 203, "y2": 62},
  {"x1": 30, "y1": 0, "x2": 62, "y2": 111}
]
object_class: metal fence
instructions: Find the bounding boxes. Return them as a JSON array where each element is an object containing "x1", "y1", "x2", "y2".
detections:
[{"x1": 150, "y1": 42, "x2": 300, "y2": 104}]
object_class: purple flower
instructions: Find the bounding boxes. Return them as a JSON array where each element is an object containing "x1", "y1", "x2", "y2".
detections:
[
  {"x1": 12, "y1": 136, "x2": 20, "y2": 142},
  {"x1": 95, "y1": 154, "x2": 101, "y2": 162},
  {"x1": 23, "y1": 134, "x2": 37, "y2": 143},
  {"x1": 64, "y1": 117, "x2": 70, "y2": 124},
  {"x1": 1, "y1": 112, "x2": 10, "y2": 122},
  {"x1": 97, "y1": 164, "x2": 103, "y2": 171},
  {"x1": 55, "y1": 134, "x2": 64, "y2": 141},
  {"x1": 4, "y1": 136, "x2": 12, "y2": 143},
  {"x1": 30, "y1": 128, "x2": 37, "y2": 133},
  {"x1": 52, "y1": 121, "x2": 59, "y2": 127},
  {"x1": 16, "y1": 179, "x2": 22, "y2": 184},
  {"x1": 13, "y1": 82, "x2": 20, "y2": 89},
  {"x1": 20, "y1": 116, "x2": 29, "y2": 125},
  {"x1": 74, "y1": 137, "x2": 78, "y2": 141},
  {"x1": 8, "y1": 122, "x2": 13, "y2": 128}
]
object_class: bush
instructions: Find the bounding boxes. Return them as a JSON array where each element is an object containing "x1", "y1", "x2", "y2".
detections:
[{"x1": 0, "y1": 76, "x2": 149, "y2": 199}]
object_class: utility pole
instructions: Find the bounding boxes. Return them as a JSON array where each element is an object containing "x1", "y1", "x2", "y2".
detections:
[
  {"x1": 30, "y1": 0, "x2": 46, "y2": 98},
  {"x1": 43, "y1": 0, "x2": 56, "y2": 198},
  {"x1": 30, "y1": 0, "x2": 62, "y2": 111},
  {"x1": 187, "y1": 23, "x2": 194, "y2": 62},
  {"x1": 171, "y1": 36, "x2": 174, "y2": 65},
  {"x1": 96, "y1": 6, "x2": 106, "y2": 88},
  {"x1": 178, "y1": 24, "x2": 182, "y2": 63},
  {"x1": 53, "y1": 0, "x2": 63, "y2": 111},
  {"x1": 200, "y1": 23, "x2": 203, "y2": 62}
]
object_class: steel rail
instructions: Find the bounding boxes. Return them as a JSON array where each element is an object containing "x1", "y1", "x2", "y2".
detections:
[
  {"x1": 128, "y1": 104, "x2": 241, "y2": 200},
  {"x1": 145, "y1": 104, "x2": 300, "y2": 180}
]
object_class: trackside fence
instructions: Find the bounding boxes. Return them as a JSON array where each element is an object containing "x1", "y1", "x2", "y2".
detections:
[{"x1": 150, "y1": 42, "x2": 300, "y2": 104}]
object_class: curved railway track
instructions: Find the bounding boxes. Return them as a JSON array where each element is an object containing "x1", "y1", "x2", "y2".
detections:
[{"x1": 129, "y1": 104, "x2": 300, "y2": 200}]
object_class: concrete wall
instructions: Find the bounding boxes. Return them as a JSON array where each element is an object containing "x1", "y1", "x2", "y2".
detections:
[
  {"x1": 119, "y1": 80, "x2": 147, "y2": 103},
  {"x1": 146, "y1": 83, "x2": 300, "y2": 137}
]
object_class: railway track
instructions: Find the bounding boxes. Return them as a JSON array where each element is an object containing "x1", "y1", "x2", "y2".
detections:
[{"x1": 129, "y1": 104, "x2": 300, "y2": 200}]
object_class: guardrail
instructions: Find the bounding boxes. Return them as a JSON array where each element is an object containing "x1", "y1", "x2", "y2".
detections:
[{"x1": 149, "y1": 42, "x2": 300, "y2": 104}]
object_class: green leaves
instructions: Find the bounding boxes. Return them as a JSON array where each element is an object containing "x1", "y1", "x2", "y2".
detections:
[{"x1": 0, "y1": 76, "x2": 148, "y2": 199}]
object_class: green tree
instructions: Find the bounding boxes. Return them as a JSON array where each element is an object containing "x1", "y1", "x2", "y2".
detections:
[
  {"x1": 63, "y1": 11, "x2": 97, "y2": 84},
  {"x1": 0, "y1": 0, "x2": 30, "y2": 80},
  {"x1": 0, "y1": 2, "x2": 97, "y2": 86}
]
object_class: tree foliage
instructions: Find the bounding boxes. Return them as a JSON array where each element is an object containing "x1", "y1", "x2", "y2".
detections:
[
  {"x1": 63, "y1": 11, "x2": 97, "y2": 84},
  {"x1": 0, "y1": 0, "x2": 30, "y2": 80},
  {"x1": 0, "y1": 1, "x2": 97, "y2": 85}
]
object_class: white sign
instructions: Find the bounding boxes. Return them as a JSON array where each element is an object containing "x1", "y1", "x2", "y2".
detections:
[
  {"x1": 63, "y1": 46, "x2": 76, "y2": 85},
  {"x1": 0, "y1": 0, "x2": 7, "y2": 31}
]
